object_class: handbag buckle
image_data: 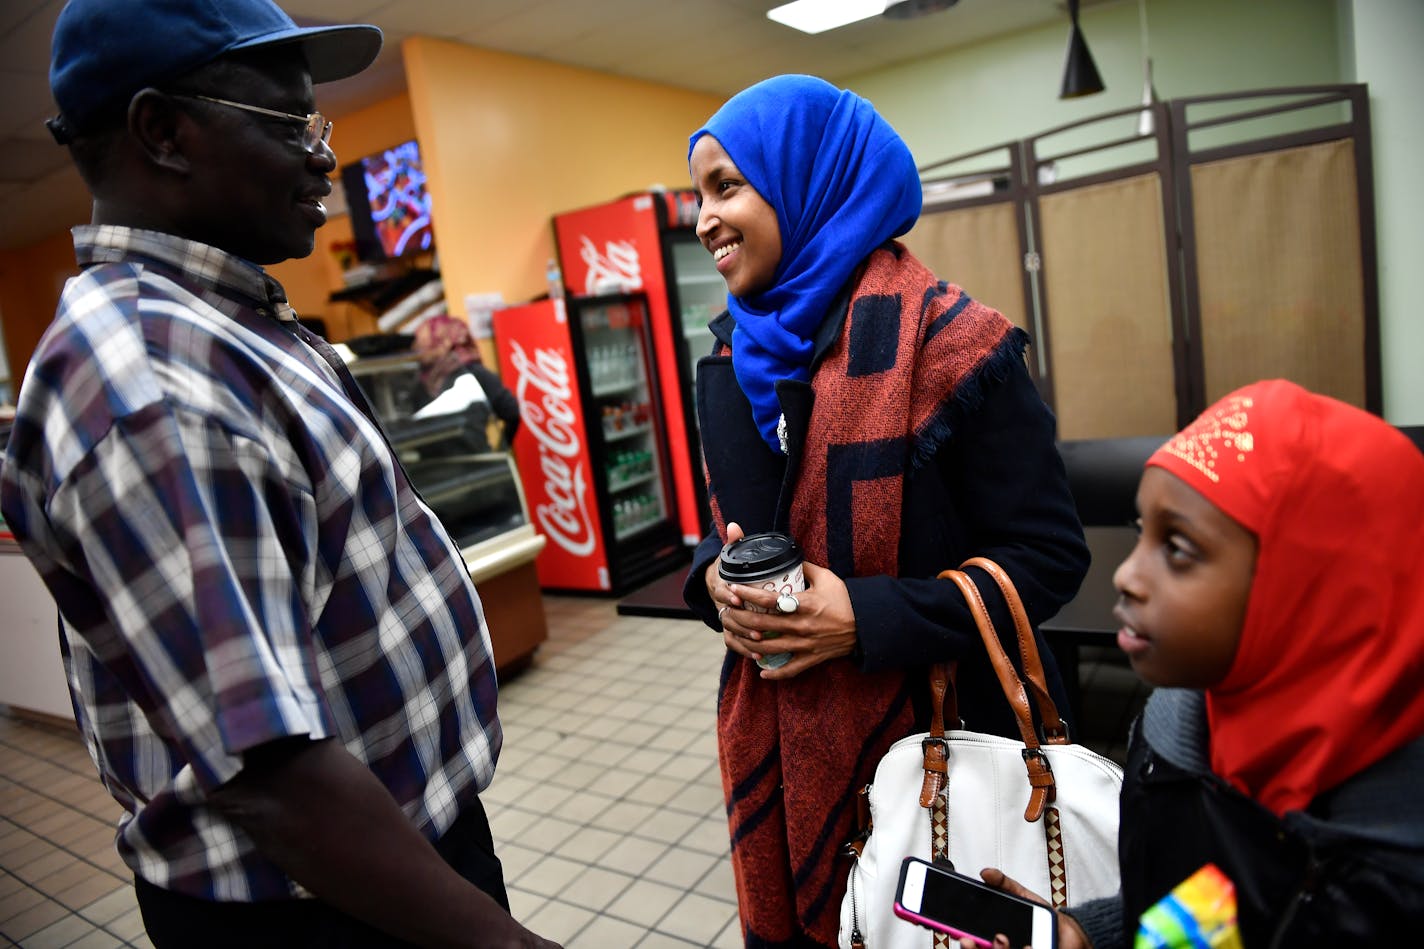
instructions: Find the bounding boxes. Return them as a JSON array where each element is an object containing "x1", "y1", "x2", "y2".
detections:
[
  {"x1": 1039, "y1": 720, "x2": 1071, "y2": 744},
  {"x1": 1021, "y1": 746, "x2": 1054, "y2": 773}
]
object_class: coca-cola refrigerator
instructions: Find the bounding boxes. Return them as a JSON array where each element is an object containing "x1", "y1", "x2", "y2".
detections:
[
  {"x1": 493, "y1": 293, "x2": 687, "y2": 594},
  {"x1": 552, "y1": 190, "x2": 725, "y2": 548}
]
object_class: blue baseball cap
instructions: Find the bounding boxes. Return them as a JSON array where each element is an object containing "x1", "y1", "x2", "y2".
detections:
[{"x1": 50, "y1": 0, "x2": 383, "y2": 132}]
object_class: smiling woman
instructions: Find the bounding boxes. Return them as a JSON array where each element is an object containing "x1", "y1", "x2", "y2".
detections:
[{"x1": 680, "y1": 74, "x2": 1089, "y2": 949}]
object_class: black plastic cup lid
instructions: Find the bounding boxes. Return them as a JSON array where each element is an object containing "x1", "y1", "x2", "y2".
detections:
[{"x1": 718, "y1": 531, "x2": 803, "y2": 579}]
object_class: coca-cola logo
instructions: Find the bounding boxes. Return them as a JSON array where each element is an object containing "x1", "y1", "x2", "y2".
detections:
[
  {"x1": 508, "y1": 340, "x2": 596, "y2": 557},
  {"x1": 579, "y1": 236, "x2": 642, "y2": 294}
]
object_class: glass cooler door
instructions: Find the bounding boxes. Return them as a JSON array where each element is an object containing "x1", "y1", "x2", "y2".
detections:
[{"x1": 577, "y1": 294, "x2": 675, "y2": 544}]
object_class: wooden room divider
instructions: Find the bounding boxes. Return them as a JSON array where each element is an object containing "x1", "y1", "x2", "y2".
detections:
[{"x1": 905, "y1": 84, "x2": 1378, "y2": 440}]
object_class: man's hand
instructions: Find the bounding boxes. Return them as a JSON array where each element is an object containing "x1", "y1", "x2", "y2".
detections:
[{"x1": 211, "y1": 737, "x2": 561, "y2": 948}]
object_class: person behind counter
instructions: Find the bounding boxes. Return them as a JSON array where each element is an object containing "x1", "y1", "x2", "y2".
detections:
[
  {"x1": 0, "y1": 0, "x2": 558, "y2": 946},
  {"x1": 681, "y1": 74, "x2": 1090, "y2": 947},
  {"x1": 410, "y1": 313, "x2": 521, "y2": 453},
  {"x1": 976, "y1": 379, "x2": 1424, "y2": 947}
]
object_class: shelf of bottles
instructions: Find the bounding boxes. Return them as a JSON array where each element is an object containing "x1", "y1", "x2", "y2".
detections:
[{"x1": 581, "y1": 299, "x2": 670, "y2": 542}]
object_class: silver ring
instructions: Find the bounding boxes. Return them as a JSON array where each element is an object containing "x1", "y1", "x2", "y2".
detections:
[
  {"x1": 717, "y1": 605, "x2": 731, "y2": 624},
  {"x1": 776, "y1": 593, "x2": 799, "y2": 614}
]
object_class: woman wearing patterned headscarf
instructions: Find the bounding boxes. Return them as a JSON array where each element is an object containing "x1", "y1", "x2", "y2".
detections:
[
  {"x1": 680, "y1": 75, "x2": 1089, "y2": 947},
  {"x1": 409, "y1": 314, "x2": 520, "y2": 452},
  {"x1": 985, "y1": 379, "x2": 1424, "y2": 947}
]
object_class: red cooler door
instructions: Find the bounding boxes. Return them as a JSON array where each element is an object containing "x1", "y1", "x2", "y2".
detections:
[{"x1": 494, "y1": 298, "x2": 611, "y2": 591}]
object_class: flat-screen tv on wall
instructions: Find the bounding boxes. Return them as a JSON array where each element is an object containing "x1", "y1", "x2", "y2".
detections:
[{"x1": 341, "y1": 138, "x2": 435, "y2": 262}]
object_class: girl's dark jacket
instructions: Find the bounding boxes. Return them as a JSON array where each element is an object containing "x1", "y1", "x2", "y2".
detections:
[{"x1": 1069, "y1": 689, "x2": 1424, "y2": 946}]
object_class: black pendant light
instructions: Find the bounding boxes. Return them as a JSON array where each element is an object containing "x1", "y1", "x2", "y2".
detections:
[{"x1": 1060, "y1": 0, "x2": 1105, "y2": 99}]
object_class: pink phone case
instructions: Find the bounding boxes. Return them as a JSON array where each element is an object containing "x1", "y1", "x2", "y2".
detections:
[{"x1": 893, "y1": 899, "x2": 993, "y2": 948}]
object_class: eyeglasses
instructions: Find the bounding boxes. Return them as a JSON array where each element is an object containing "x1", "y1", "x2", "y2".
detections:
[{"x1": 173, "y1": 94, "x2": 332, "y2": 153}]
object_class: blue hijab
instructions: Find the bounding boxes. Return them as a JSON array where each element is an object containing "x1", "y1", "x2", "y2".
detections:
[{"x1": 688, "y1": 74, "x2": 922, "y2": 452}]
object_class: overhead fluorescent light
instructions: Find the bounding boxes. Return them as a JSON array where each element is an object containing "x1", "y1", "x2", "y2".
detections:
[{"x1": 767, "y1": 0, "x2": 888, "y2": 35}]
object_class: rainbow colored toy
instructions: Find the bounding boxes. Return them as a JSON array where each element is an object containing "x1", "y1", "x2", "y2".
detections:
[{"x1": 1134, "y1": 863, "x2": 1243, "y2": 949}]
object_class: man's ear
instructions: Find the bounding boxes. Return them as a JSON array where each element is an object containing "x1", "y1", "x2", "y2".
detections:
[{"x1": 127, "y1": 88, "x2": 191, "y2": 175}]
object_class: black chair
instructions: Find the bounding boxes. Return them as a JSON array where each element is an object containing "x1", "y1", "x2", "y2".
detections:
[
  {"x1": 1057, "y1": 435, "x2": 1169, "y2": 528},
  {"x1": 1399, "y1": 425, "x2": 1424, "y2": 456}
]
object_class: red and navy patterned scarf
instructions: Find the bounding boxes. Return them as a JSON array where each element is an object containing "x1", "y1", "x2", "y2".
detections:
[{"x1": 711, "y1": 244, "x2": 1023, "y2": 946}]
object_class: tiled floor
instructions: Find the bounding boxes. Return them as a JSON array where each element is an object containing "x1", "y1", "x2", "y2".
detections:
[{"x1": 0, "y1": 593, "x2": 1147, "y2": 948}]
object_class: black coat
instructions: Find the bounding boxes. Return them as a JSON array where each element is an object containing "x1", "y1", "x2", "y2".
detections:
[
  {"x1": 1071, "y1": 689, "x2": 1424, "y2": 946},
  {"x1": 682, "y1": 299, "x2": 1089, "y2": 738}
]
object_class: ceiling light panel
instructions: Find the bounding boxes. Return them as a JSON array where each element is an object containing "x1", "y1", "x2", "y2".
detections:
[{"x1": 766, "y1": 0, "x2": 888, "y2": 35}]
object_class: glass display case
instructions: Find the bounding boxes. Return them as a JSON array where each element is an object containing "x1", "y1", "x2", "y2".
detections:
[{"x1": 345, "y1": 350, "x2": 549, "y2": 676}]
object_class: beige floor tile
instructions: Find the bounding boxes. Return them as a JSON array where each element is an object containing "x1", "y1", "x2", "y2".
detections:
[
  {"x1": 19, "y1": 910, "x2": 95, "y2": 948},
  {"x1": 30, "y1": 857, "x2": 101, "y2": 899},
  {"x1": 0, "y1": 882, "x2": 47, "y2": 922},
  {"x1": 515, "y1": 855, "x2": 587, "y2": 898},
  {"x1": 1, "y1": 834, "x2": 49, "y2": 871},
  {"x1": 549, "y1": 787, "x2": 616, "y2": 825},
  {"x1": 644, "y1": 846, "x2": 720, "y2": 890},
  {"x1": 514, "y1": 780, "x2": 576, "y2": 814},
  {"x1": 504, "y1": 885, "x2": 547, "y2": 923},
  {"x1": 566, "y1": 912, "x2": 646, "y2": 949},
  {"x1": 61, "y1": 929, "x2": 125, "y2": 949},
  {"x1": 559, "y1": 825, "x2": 624, "y2": 864},
  {"x1": 591, "y1": 799, "x2": 656, "y2": 835},
  {"x1": 513, "y1": 815, "x2": 584, "y2": 855},
  {"x1": 12, "y1": 849, "x2": 72, "y2": 886},
  {"x1": 600, "y1": 834, "x2": 669, "y2": 877},
  {"x1": 625, "y1": 774, "x2": 687, "y2": 807},
  {"x1": 561, "y1": 864, "x2": 634, "y2": 913},
  {"x1": 487, "y1": 804, "x2": 543, "y2": 840},
  {"x1": 0, "y1": 896, "x2": 68, "y2": 940},
  {"x1": 75, "y1": 885, "x2": 136, "y2": 927},
  {"x1": 0, "y1": 870, "x2": 26, "y2": 899},
  {"x1": 101, "y1": 905, "x2": 146, "y2": 941},
  {"x1": 680, "y1": 816, "x2": 731, "y2": 856},
  {"x1": 520, "y1": 898, "x2": 595, "y2": 945},
  {"x1": 493, "y1": 842, "x2": 544, "y2": 886},
  {"x1": 634, "y1": 806, "x2": 699, "y2": 845},
  {"x1": 632, "y1": 930, "x2": 702, "y2": 948},
  {"x1": 53, "y1": 870, "x2": 125, "y2": 913},
  {"x1": 604, "y1": 877, "x2": 684, "y2": 929},
  {"x1": 584, "y1": 766, "x2": 642, "y2": 799},
  {"x1": 712, "y1": 914, "x2": 746, "y2": 948},
  {"x1": 656, "y1": 891, "x2": 740, "y2": 945},
  {"x1": 693, "y1": 856, "x2": 738, "y2": 904}
]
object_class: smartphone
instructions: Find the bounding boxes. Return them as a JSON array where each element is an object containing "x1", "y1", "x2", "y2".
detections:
[{"x1": 893, "y1": 857, "x2": 1057, "y2": 949}]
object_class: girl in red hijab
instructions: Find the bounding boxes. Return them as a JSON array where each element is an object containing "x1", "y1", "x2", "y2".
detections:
[{"x1": 980, "y1": 380, "x2": 1424, "y2": 947}]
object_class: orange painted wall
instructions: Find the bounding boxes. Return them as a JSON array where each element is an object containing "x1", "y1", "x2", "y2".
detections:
[
  {"x1": 402, "y1": 37, "x2": 720, "y2": 318},
  {"x1": 0, "y1": 231, "x2": 84, "y2": 393}
]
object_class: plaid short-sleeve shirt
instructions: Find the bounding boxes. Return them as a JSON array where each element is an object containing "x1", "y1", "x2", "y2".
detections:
[{"x1": 0, "y1": 226, "x2": 502, "y2": 901}]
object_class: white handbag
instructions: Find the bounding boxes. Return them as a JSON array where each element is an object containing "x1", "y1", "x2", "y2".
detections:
[{"x1": 839, "y1": 558, "x2": 1124, "y2": 949}]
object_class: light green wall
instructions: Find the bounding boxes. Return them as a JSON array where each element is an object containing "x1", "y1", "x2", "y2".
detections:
[
  {"x1": 846, "y1": 0, "x2": 1345, "y2": 171},
  {"x1": 1351, "y1": 0, "x2": 1424, "y2": 424},
  {"x1": 839, "y1": 0, "x2": 1424, "y2": 424}
]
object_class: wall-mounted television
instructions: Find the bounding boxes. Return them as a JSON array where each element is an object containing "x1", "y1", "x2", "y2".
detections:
[{"x1": 340, "y1": 139, "x2": 435, "y2": 262}]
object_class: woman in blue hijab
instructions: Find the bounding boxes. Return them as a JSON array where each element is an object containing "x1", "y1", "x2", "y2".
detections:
[{"x1": 681, "y1": 75, "x2": 1089, "y2": 948}]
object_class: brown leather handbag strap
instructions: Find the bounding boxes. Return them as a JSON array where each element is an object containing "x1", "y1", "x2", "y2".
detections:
[
  {"x1": 918, "y1": 663, "x2": 953, "y2": 809},
  {"x1": 939, "y1": 567, "x2": 1058, "y2": 821},
  {"x1": 960, "y1": 557, "x2": 1069, "y2": 744}
]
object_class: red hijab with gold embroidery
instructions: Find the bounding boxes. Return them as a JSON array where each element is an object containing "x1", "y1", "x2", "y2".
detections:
[{"x1": 1146, "y1": 379, "x2": 1424, "y2": 815}]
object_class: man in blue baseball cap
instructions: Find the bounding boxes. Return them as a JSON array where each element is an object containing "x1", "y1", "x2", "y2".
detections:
[{"x1": 1, "y1": 2, "x2": 560, "y2": 946}]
